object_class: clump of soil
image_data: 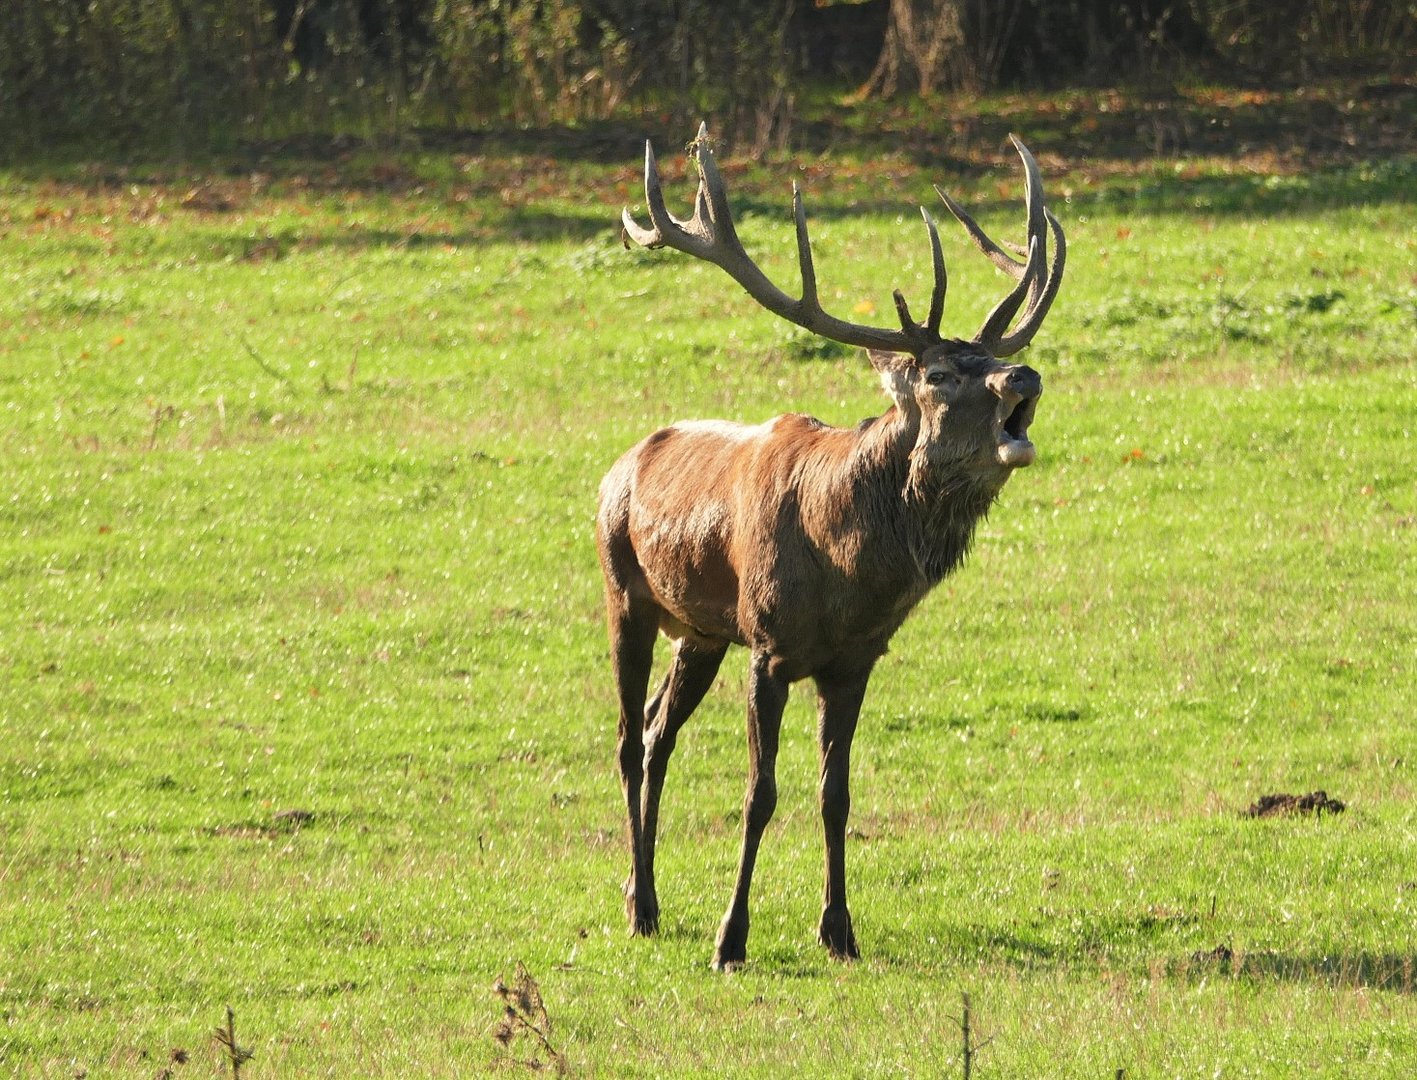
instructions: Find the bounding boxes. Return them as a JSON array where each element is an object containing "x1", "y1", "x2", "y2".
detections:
[
  {"x1": 1245, "y1": 791, "x2": 1346, "y2": 818},
  {"x1": 1191, "y1": 943, "x2": 1233, "y2": 966}
]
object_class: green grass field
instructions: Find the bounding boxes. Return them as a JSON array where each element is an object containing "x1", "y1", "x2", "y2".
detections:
[{"x1": 2, "y1": 92, "x2": 1415, "y2": 1075}]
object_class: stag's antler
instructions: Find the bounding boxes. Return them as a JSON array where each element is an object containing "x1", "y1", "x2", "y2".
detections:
[
  {"x1": 621, "y1": 122, "x2": 1065, "y2": 360},
  {"x1": 934, "y1": 136, "x2": 1067, "y2": 357}
]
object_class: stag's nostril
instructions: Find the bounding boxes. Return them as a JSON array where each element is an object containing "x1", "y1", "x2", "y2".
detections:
[
  {"x1": 986, "y1": 366, "x2": 1041, "y2": 401},
  {"x1": 1007, "y1": 366, "x2": 1042, "y2": 397}
]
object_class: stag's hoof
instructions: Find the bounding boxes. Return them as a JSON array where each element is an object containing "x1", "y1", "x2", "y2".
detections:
[
  {"x1": 623, "y1": 879, "x2": 660, "y2": 936},
  {"x1": 625, "y1": 901, "x2": 659, "y2": 937},
  {"x1": 713, "y1": 917, "x2": 748, "y2": 972},
  {"x1": 818, "y1": 908, "x2": 859, "y2": 960},
  {"x1": 711, "y1": 949, "x2": 745, "y2": 973}
]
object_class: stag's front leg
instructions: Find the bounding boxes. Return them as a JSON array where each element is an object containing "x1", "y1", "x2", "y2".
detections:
[
  {"x1": 814, "y1": 663, "x2": 872, "y2": 960},
  {"x1": 713, "y1": 650, "x2": 788, "y2": 971}
]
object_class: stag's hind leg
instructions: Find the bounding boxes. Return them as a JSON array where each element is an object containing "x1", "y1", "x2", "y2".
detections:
[
  {"x1": 606, "y1": 590, "x2": 661, "y2": 936},
  {"x1": 637, "y1": 638, "x2": 728, "y2": 931}
]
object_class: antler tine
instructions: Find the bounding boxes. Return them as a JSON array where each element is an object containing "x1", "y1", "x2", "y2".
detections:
[
  {"x1": 933, "y1": 184, "x2": 1025, "y2": 280},
  {"x1": 1012, "y1": 135, "x2": 1049, "y2": 310},
  {"x1": 921, "y1": 208, "x2": 947, "y2": 337},
  {"x1": 892, "y1": 289, "x2": 916, "y2": 334},
  {"x1": 993, "y1": 208, "x2": 1067, "y2": 357},
  {"x1": 930, "y1": 136, "x2": 1064, "y2": 356},
  {"x1": 933, "y1": 137, "x2": 1048, "y2": 292},
  {"x1": 620, "y1": 142, "x2": 663, "y2": 248},
  {"x1": 984, "y1": 137, "x2": 1064, "y2": 356},
  {"x1": 691, "y1": 121, "x2": 742, "y2": 250},
  {"x1": 622, "y1": 139, "x2": 713, "y2": 256},
  {"x1": 792, "y1": 182, "x2": 819, "y2": 313},
  {"x1": 974, "y1": 231, "x2": 1045, "y2": 349}
]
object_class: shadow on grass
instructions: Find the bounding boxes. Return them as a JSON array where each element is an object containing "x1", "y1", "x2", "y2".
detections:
[
  {"x1": 6, "y1": 82, "x2": 1413, "y2": 252},
  {"x1": 834, "y1": 85, "x2": 1411, "y2": 161},
  {"x1": 864, "y1": 914, "x2": 1417, "y2": 997},
  {"x1": 728, "y1": 155, "x2": 1417, "y2": 224},
  {"x1": 126, "y1": 209, "x2": 615, "y2": 262},
  {"x1": 234, "y1": 79, "x2": 1417, "y2": 175},
  {"x1": 1231, "y1": 951, "x2": 1417, "y2": 994}
]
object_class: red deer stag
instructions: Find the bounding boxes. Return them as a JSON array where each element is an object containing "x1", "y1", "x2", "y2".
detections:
[{"x1": 598, "y1": 123, "x2": 1065, "y2": 970}]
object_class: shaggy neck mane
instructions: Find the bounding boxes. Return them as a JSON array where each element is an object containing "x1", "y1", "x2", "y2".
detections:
[
  {"x1": 848, "y1": 404, "x2": 1002, "y2": 585},
  {"x1": 906, "y1": 464, "x2": 998, "y2": 583}
]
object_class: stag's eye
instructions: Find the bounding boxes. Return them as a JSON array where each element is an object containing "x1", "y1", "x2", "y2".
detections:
[{"x1": 926, "y1": 370, "x2": 950, "y2": 386}]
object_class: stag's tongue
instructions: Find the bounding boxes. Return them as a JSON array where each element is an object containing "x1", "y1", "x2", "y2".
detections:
[{"x1": 996, "y1": 436, "x2": 1036, "y2": 467}]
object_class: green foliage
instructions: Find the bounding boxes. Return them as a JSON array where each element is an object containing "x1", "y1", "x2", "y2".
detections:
[
  {"x1": 0, "y1": 0, "x2": 803, "y2": 153},
  {"x1": 0, "y1": 125, "x2": 1414, "y2": 1075},
  {"x1": 3, "y1": 2, "x2": 1411, "y2": 154}
]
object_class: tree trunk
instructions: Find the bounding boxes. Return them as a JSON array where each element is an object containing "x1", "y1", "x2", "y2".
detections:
[{"x1": 854, "y1": 0, "x2": 1217, "y2": 98}]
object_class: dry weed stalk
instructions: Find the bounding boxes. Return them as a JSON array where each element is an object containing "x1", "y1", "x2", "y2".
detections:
[
  {"x1": 950, "y1": 991, "x2": 995, "y2": 1079},
  {"x1": 492, "y1": 962, "x2": 566, "y2": 1073},
  {"x1": 213, "y1": 1005, "x2": 254, "y2": 1078}
]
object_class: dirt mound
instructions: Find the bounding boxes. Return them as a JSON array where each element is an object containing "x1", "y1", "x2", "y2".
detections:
[
  {"x1": 1245, "y1": 791, "x2": 1346, "y2": 818},
  {"x1": 1191, "y1": 943, "x2": 1234, "y2": 966}
]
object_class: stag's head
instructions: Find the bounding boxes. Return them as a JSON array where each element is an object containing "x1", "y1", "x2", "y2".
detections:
[
  {"x1": 867, "y1": 338, "x2": 1043, "y2": 475},
  {"x1": 622, "y1": 124, "x2": 1065, "y2": 477}
]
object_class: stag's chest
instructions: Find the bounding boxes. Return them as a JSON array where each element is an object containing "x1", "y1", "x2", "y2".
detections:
[{"x1": 734, "y1": 520, "x2": 933, "y2": 677}]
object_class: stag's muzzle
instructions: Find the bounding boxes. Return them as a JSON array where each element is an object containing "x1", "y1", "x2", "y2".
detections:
[{"x1": 987, "y1": 365, "x2": 1041, "y2": 468}]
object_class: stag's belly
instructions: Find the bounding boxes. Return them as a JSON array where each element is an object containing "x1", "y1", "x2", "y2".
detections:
[{"x1": 631, "y1": 499, "x2": 747, "y2": 646}]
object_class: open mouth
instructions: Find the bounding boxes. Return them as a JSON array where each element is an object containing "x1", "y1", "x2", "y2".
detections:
[{"x1": 996, "y1": 394, "x2": 1039, "y2": 467}]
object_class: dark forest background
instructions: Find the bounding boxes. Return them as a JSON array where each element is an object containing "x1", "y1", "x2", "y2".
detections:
[{"x1": 2, "y1": 0, "x2": 1413, "y2": 155}]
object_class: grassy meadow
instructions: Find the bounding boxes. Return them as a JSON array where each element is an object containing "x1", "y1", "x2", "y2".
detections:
[{"x1": 2, "y1": 90, "x2": 1415, "y2": 1075}]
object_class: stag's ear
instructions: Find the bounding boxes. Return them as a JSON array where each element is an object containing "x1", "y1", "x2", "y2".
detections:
[
  {"x1": 867, "y1": 349, "x2": 911, "y2": 374},
  {"x1": 868, "y1": 349, "x2": 916, "y2": 409}
]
